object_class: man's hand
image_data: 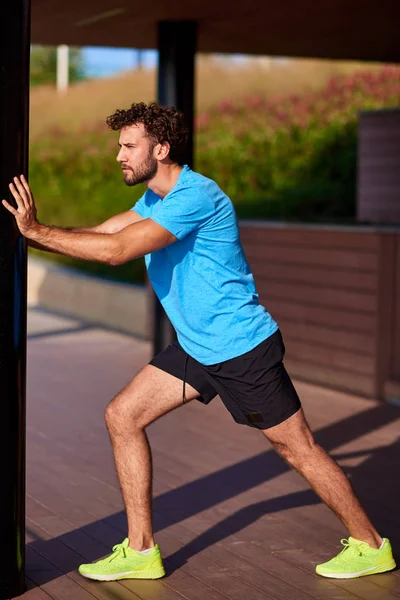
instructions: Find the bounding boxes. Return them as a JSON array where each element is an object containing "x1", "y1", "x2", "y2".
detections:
[
  {"x1": 2, "y1": 175, "x2": 39, "y2": 238},
  {"x1": 2, "y1": 176, "x2": 176, "y2": 263}
]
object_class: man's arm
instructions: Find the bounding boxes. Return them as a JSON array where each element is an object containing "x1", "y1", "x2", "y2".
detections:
[
  {"x1": 28, "y1": 218, "x2": 176, "y2": 265},
  {"x1": 3, "y1": 176, "x2": 173, "y2": 264},
  {"x1": 28, "y1": 210, "x2": 143, "y2": 254}
]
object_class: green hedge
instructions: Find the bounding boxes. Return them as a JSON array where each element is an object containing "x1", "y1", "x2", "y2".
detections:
[
  {"x1": 29, "y1": 128, "x2": 146, "y2": 283},
  {"x1": 197, "y1": 119, "x2": 358, "y2": 222},
  {"x1": 29, "y1": 67, "x2": 400, "y2": 284}
]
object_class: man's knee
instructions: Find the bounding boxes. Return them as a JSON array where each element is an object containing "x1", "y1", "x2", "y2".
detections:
[{"x1": 105, "y1": 393, "x2": 144, "y2": 436}]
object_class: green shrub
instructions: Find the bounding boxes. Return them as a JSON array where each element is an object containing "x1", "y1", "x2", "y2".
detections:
[
  {"x1": 30, "y1": 124, "x2": 146, "y2": 283},
  {"x1": 29, "y1": 67, "x2": 400, "y2": 284}
]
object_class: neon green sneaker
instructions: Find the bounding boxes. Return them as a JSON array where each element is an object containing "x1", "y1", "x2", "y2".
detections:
[
  {"x1": 316, "y1": 537, "x2": 396, "y2": 579},
  {"x1": 78, "y1": 538, "x2": 166, "y2": 581}
]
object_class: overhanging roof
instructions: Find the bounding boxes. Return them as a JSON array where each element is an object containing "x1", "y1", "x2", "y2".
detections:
[{"x1": 31, "y1": 0, "x2": 400, "y2": 62}]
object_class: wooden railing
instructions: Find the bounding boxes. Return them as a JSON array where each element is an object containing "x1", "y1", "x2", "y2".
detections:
[{"x1": 240, "y1": 222, "x2": 400, "y2": 401}]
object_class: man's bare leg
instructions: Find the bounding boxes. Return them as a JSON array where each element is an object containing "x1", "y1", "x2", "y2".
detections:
[
  {"x1": 262, "y1": 408, "x2": 382, "y2": 548},
  {"x1": 105, "y1": 365, "x2": 201, "y2": 551}
]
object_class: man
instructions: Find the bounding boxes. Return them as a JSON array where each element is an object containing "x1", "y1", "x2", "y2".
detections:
[{"x1": 3, "y1": 102, "x2": 395, "y2": 582}]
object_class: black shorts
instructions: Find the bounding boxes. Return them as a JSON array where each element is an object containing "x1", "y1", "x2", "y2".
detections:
[{"x1": 150, "y1": 329, "x2": 301, "y2": 430}]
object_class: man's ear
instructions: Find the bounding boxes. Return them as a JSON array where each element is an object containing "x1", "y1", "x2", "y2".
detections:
[{"x1": 155, "y1": 141, "x2": 171, "y2": 160}]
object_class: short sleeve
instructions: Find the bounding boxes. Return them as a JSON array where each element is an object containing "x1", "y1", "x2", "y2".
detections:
[
  {"x1": 150, "y1": 186, "x2": 215, "y2": 240},
  {"x1": 130, "y1": 192, "x2": 146, "y2": 217}
]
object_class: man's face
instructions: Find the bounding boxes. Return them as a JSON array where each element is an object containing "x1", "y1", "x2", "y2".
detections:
[{"x1": 116, "y1": 123, "x2": 158, "y2": 186}]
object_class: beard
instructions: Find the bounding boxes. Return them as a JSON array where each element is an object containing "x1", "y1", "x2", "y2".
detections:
[{"x1": 123, "y1": 153, "x2": 158, "y2": 187}]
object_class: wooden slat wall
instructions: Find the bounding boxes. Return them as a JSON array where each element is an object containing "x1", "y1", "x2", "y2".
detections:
[
  {"x1": 240, "y1": 224, "x2": 382, "y2": 398},
  {"x1": 384, "y1": 235, "x2": 400, "y2": 401},
  {"x1": 393, "y1": 236, "x2": 400, "y2": 381},
  {"x1": 357, "y1": 109, "x2": 400, "y2": 224}
]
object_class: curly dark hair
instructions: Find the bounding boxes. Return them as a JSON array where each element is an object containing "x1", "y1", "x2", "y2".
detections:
[{"x1": 106, "y1": 102, "x2": 188, "y2": 164}]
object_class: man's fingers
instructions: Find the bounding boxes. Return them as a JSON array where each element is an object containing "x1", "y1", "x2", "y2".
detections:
[
  {"x1": 12, "y1": 177, "x2": 30, "y2": 208},
  {"x1": 20, "y1": 174, "x2": 33, "y2": 204},
  {"x1": 9, "y1": 182, "x2": 26, "y2": 212},
  {"x1": 2, "y1": 199, "x2": 18, "y2": 216}
]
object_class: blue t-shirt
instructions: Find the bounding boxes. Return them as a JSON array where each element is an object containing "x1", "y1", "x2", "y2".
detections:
[{"x1": 132, "y1": 165, "x2": 278, "y2": 365}]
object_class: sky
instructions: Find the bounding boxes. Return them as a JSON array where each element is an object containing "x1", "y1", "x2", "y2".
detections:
[
  {"x1": 80, "y1": 47, "x2": 252, "y2": 77},
  {"x1": 82, "y1": 47, "x2": 158, "y2": 77}
]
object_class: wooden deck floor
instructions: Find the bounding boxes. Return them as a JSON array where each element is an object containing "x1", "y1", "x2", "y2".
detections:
[{"x1": 19, "y1": 307, "x2": 400, "y2": 600}]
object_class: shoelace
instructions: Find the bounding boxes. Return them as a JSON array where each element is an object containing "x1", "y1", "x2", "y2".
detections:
[
  {"x1": 108, "y1": 542, "x2": 128, "y2": 562},
  {"x1": 338, "y1": 538, "x2": 368, "y2": 559}
]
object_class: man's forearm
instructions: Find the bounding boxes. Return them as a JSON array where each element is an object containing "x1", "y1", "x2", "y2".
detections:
[
  {"x1": 28, "y1": 226, "x2": 96, "y2": 254},
  {"x1": 28, "y1": 239, "x2": 57, "y2": 253},
  {"x1": 28, "y1": 224, "x2": 119, "y2": 264}
]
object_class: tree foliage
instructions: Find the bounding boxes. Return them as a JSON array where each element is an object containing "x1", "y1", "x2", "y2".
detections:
[{"x1": 30, "y1": 45, "x2": 85, "y2": 87}]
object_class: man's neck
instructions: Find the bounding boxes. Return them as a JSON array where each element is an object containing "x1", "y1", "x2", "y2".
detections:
[{"x1": 147, "y1": 163, "x2": 183, "y2": 199}]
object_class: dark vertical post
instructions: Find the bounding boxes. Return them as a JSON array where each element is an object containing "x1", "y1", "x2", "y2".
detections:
[
  {"x1": 152, "y1": 21, "x2": 197, "y2": 355},
  {"x1": 0, "y1": 0, "x2": 30, "y2": 597}
]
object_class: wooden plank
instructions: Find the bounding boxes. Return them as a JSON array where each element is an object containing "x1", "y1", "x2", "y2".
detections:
[
  {"x1": 284, "y1": 339, "x2": 375, "y2": 376},
  {"x1": 169, "y1": 527, "x2": 358, "y2": 600},
  {"x1": 149, "y1": 397, "x2": 400, "y2": 535},
  {"x1": 155, "y1": 528, "x2": 317, "y2": 600},
  {"x1": 359, "y1": 142, "x2": 400, "y2": 157},
  {"x1": 257, "y1": 280, "x2": 377, "y2": 313},
  {"x1": 359, "y1": 169, "x2": 400, "y2": 185},
  {"x1": 251, "y1": 262, "x2": 378, "y2": 292},
  {"x1": 358, "y1": 189, "x2": 400, "y2": 202},
  {"x1": 29, "y1": 438, "x2": 289, "y2": 600},
  {"x1": 153, "y1": 444, "x2": 324, "y2": 543},
  {"x1": 360, "y1": 120, "x2": 400, "y2": 136},
  {"x1": 27, "y1": 498, "x2": 184, "y2": 600},
  {"x1": 28, "y1": 364, "x2": 394, "y2": 536},
  {"x1": 358, "y1": 209, "x2": 400, "y2": 224},
  {"x1": 358, "y1": 209, "x2": 400, "y2": 221},
  {"x1": 375, "y1": 234, "x2": 397, "y2": 399},
  {"x1": 274, "y1": 548, "x2": 400, "y2": 600},
  {"x1": 26, "y1": 469, "x2": 114, "y2": 533},
  {"x1": 359, "y1": 131, "x2": 400, "y2": 147},
  {"x1": 359, "y1": 138, "x2": 400, "y2": 150},
  {"x1": 275, "y1": 318, "x2": 375, "y2": 355},
  {"x1": 244, "y1": 245, "x2": 378, "y2": 272},
  {"x1": 284, "y1": 358, "x2": 376, "y2": 397},
  {"x1": 265, "y1": 299, "x2": 376, "y2": 333},
  {"x1": 26, "y1": 546, "x2": 102, "y2": 600},
  {"x1": 11, "y1": 578, "x2": 55, "y2": 600},
  {"x1": 392, "y1": 238, "x2": 400, "y2": 380},
  {"x1": 28, "y1": 404, "x2": 328, "y2": 600},
  {"x1": 27, "y1": 516, "x2": 179, "y2": 600},
  {"x1": 28, "y1": 490, "x2": 261, "y2": 600},
  {"x1": 106, "y1": 507, "x2": 321, "y2": 600},
  {"x1": 26, "y1": 498, "x2": 115, "y2": 566},
  {"x1": 155, "y1": 446, "x2": 364, "y2": 551},
  {"x1": 26, "y1": 308, "x2": 400, "y2": 600},
  {"x1": 358, "y1": 199, "x2": 400, "y2": 210},
  {"x1": 150, "y1": 456, "x2": 396, "y2": 600},
  {"x1": 151, "y1": 450, "x2": 400, "y2": 599},
  {"x1": 240, "y1": 227, "x2": 379, "y2": 251}
]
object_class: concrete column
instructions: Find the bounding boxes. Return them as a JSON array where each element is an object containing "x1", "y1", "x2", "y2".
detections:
[{"x1": 152, "y1": 21, "x2": 197, "y2": 355}]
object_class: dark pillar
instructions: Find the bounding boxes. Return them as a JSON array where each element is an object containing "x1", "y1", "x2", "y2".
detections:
[
  {"x1": 152, "y1": 21, "x2": 197, "y2": 355},
  {"x1": 0, "y1": 0, "x2": 30, "y2": 597}
]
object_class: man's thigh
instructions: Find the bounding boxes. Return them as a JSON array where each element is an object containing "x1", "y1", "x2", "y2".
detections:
[{"x1": 107, "y1": 364, "x2": 202, "y2": 430}]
